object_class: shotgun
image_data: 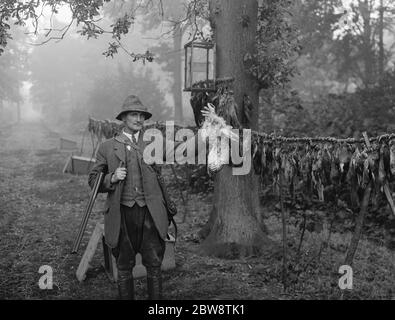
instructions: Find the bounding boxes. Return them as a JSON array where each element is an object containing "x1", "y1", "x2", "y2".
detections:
[{"x1": 71, "y1": 171, "x2": 104, "y2": 253}]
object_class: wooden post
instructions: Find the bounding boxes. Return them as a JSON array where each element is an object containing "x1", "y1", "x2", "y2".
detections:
[
  {"x1": 76, "y1": 223, "x2": 104, "y2": 282},
  {"x1": 344, "y1": 181, "x2": 372, "y2": 266},
  {"x1": 383, "y1": 183, "x2": 395, "y2": 216},
  {"x1": 279, "y1": 170, "x2": 288, "y2": 291},
  {"x1": 344, "y1": 132, "x2": 373, "y2": 266}
]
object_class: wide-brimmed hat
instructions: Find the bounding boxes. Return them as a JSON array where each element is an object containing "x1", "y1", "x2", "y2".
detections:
[{"x1": 116, "y1": 95, "x2": 152, "y2": 121}]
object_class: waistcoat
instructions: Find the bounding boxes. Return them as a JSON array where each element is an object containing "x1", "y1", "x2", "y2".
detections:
[{"x1": 120, "y1": 136, "x2": 146, "y2": 208}]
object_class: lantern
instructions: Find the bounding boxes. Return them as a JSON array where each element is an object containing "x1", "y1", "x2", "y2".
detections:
[{"x1": 184, "y1": 40, "x2": 215, "y2": 91}]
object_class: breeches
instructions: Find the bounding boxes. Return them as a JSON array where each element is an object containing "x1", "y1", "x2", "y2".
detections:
[{"x1": 113, "y1": 204, "x2": 166, "y2": 271}]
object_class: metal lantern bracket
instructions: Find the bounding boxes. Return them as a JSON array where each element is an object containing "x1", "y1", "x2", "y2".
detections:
[{"x1": 184, "y1": 40, "x2": 216, "y2": 92}]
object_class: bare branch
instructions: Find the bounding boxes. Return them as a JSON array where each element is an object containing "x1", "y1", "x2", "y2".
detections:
[{"x1": 28, "y1": 17, "x2": 75, "y2": 46}]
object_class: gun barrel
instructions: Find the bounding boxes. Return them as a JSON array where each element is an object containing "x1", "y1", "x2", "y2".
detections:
[{"x1": 71, "y1": 172, "x2": 104, "y2": 253}]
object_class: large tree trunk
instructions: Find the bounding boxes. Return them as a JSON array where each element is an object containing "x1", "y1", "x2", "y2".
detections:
[
  {"x1": 173, "y1": 25, "x2": 184, "y2": 122},
  {"x1": 201, "y1": 0, "x2": 271, "y2": 258}
]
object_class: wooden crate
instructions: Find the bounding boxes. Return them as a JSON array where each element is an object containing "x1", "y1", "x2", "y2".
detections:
[
  {"x1": 63, "y1": 155, "x2": 96, "y2": 175},
  {"x1": 60, "y1": 138, "x2": 78, "y2": 150}
]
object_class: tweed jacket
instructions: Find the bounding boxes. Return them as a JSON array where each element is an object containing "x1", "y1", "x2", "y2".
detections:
[{"x1": 88, "y1": 129, "x2": 202, "y2": 248}]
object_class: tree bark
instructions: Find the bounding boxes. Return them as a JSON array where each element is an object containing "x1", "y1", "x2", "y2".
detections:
[
  {"x1": 173, "y1": 25, "x2": 184, "y2": 122},
  {"x1": 201, "y1": 0, "x2": 272, "y2": 258}
]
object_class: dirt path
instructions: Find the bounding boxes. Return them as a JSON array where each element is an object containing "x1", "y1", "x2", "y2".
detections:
[
  {"x1": 0, "y1": 121, "x2": 393, "y2": 300},
  {"x1": 0, "y1": 122, "x2": 280, "y2": 300}
]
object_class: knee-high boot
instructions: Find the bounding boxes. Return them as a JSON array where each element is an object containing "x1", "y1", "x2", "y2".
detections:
[
  {"x1": 117, "y1": 270, "x2": 135, "y2": 300},
  {"x1": 146, "y1": 267, "x2": 163, "y2": 300}
]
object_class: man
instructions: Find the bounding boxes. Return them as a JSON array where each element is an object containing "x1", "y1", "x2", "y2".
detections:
[{"x1": 88, "y1": 95, "x2": 213, "y2": 300}]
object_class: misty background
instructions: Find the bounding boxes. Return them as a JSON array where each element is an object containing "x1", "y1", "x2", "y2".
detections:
[
  {"x1": 0, "y1": 0, "x2": 199, "y2": 130},
  {"x1": 1, "y1": 0, "x2": 395, "y2": 137}
]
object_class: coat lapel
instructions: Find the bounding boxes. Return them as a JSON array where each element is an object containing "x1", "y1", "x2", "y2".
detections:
[
  {"x1": 114, "y1": 134, "x2": 127, "y2": 164},
  {"x1": 114, "y1": 130, "x2": 145, "y2": 164}
]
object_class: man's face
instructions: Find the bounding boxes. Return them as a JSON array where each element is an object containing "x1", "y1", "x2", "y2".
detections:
[{"x1": 123, "y1": 111, "x2": 145, "y2": 132}]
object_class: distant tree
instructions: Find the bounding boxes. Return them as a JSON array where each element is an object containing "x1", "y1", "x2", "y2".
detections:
[
  {"x1": 140, "y1": 0, "x2": 190, "y2": 123},
  {"x1": 86, "y1": 63, "x2": 171, "y2": 121},
  {"x1": 346, "y1": 0, "x2": 395, "y2": 87},
  {"x1": 104, "y1": 0, "x2": 205, "y2": 122},
  {"x1": 0, "y1": 45, "x2": 23, "y2": 103},
  {"x1": 292, "y1": 0, "x2": 395, "y2": 95},
  {"x1": 289, "y1": 0, "x2": 340, "y2": 99},
  {"x1": 29, "y1": 33, "x2": 100, "y2": 124},
  {"x1": 0, "y1": 26, "x2": 28, "y2": 121},
  {"x1": 0, "y1": 0, "x2": 204, "y2": 123}
]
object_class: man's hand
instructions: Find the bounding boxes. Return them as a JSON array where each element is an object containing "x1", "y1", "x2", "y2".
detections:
[
  {"x1": 201, "y1": 103, "x2": 225, "y2": 127},
  {"x1": 201, "y1": 103, "x2": 216, "y2": 119},
  {"x1": 111, "y1": 167, "x2": 127, "y2": 184}
]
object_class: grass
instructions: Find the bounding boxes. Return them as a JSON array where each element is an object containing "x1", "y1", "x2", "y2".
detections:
[{"x1": 0, "y1": 122, "x2": 393, "y2": 300}]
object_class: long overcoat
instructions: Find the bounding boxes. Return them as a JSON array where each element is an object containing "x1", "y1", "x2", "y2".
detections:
[{"x1": 88, "y1": 131, "x2": 171, "y2": 248}]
